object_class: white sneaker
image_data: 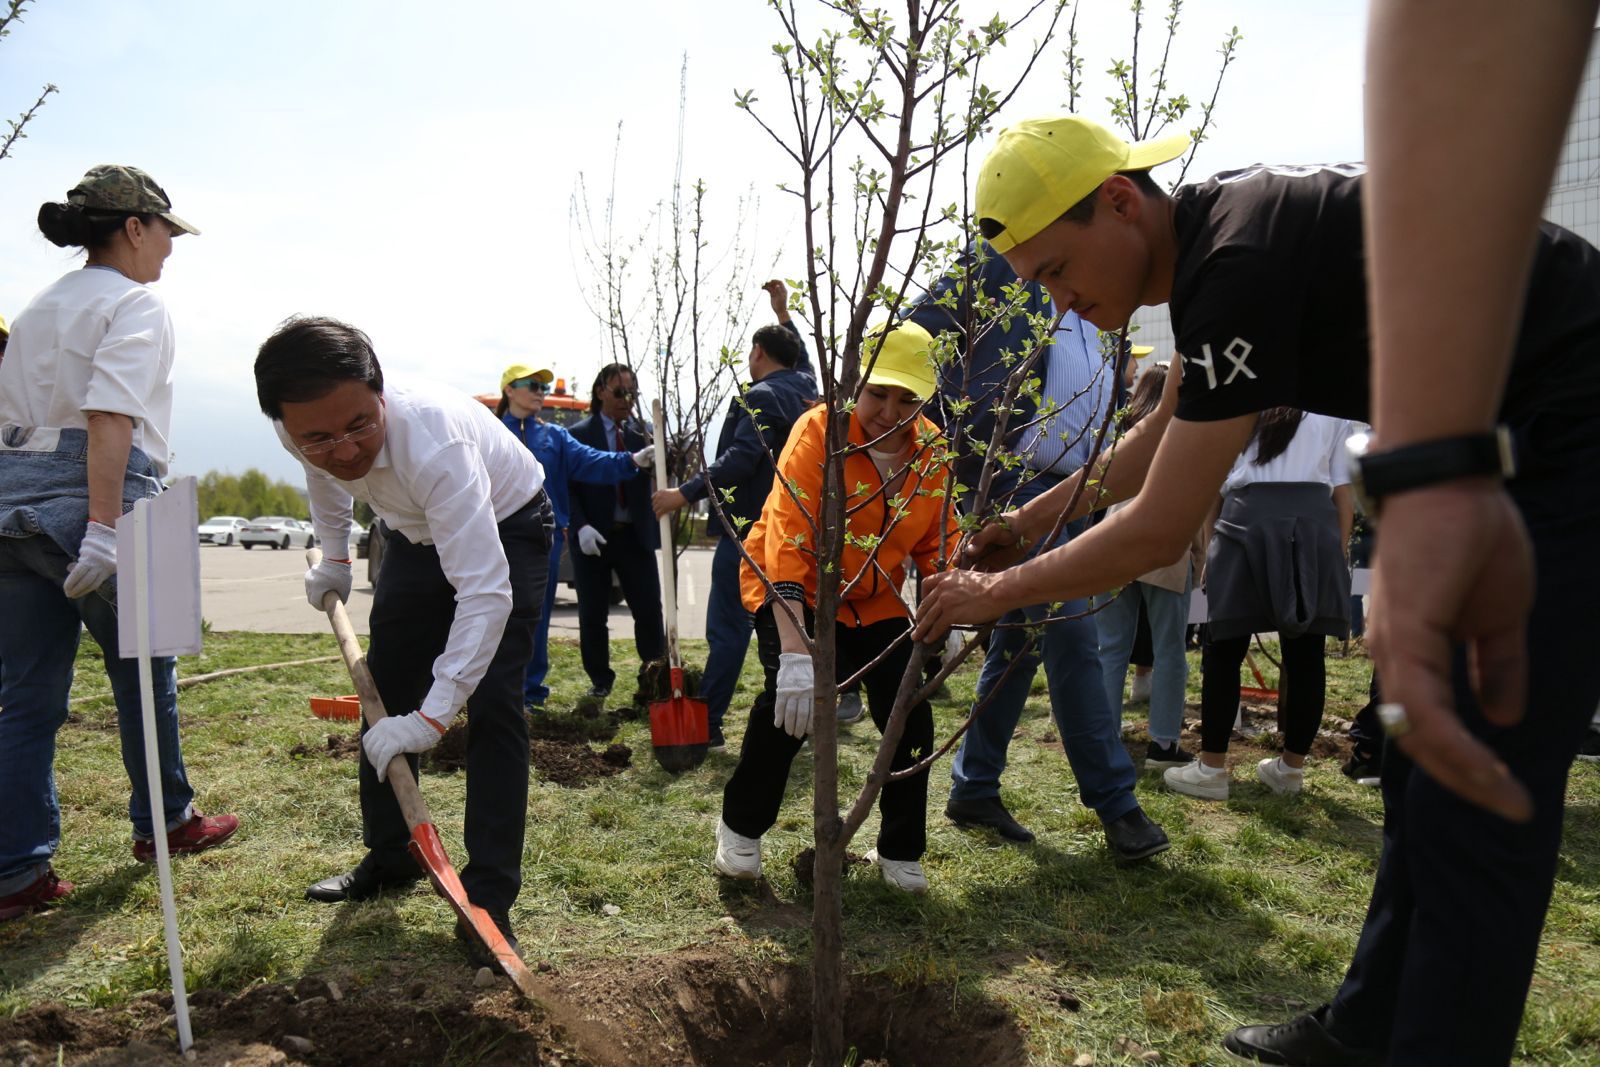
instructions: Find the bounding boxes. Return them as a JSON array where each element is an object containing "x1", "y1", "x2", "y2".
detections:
[
  {"x1": 1257, "y1": 757, "x2": 1305, "y2": 796},
  {"x1": 1164, "y1": 760, "x2": 1230, "y2": 800},
  {"x1": 837, "y1": 691, "x2": 866, "y2": 726},
  {"x1": 864, "y1": 848, "x2": 928, "y2": 894},
  {"x1": 1129, "y1": 670, "x2": 1153, "y2": 704},
  {"x1": 714, "y1": 819, "x2": 762, "y2": 880}
]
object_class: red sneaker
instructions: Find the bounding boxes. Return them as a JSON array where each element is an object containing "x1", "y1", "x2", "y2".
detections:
[
  {"x1": 0, "y1": 867, "x2": 73, "y2": 922},
  {"x1": 133, "y1": 812, "x2": 240, "y2": 863}
]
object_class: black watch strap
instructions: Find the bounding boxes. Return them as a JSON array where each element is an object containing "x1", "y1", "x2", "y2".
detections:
[{"x1": 1352, "y1": 426, "x2": 1516, "y2": 513}]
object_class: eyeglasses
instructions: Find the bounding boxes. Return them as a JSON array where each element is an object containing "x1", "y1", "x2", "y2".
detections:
[
  {"x1": 509, "y1": 377, "x2": 548, "y2": 393},
  {"x1": 609, "y1": 387, "x2": 637, "y2": 400},
  {"x1": 296, "y1": 419, "x2": 382, "y2": 457}
]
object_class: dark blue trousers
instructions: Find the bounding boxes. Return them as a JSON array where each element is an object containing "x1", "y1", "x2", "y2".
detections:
[{"x1": 571, "y1": 522, "x2": 665, "y2": 691}]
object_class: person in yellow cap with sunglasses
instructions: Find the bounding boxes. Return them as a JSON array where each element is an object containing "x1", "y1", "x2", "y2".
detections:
[
  {"x1": 913, "y1": 108, "x2": 1600, "y2": 1065},
  {"x1": 714, "y1": 321, "x2": 958, "y2": 894}
]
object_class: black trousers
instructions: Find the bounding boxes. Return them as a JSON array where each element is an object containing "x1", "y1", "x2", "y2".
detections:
[
  {"x1": 571, "y1": 522, "x2": 665, "y2": 690},
  {"x1": 1326, "y1": 442, "x2": 1600, "y2": 1063},
  {"x1": 721, "y1": 604, "x2": 935, "y2": 861},
  {"x1": 1199, "y1": 632, "x2": 1326, "y2": 756},
  {"x1": 360, "y1": 495, "x2": 552, "y2": 916}
]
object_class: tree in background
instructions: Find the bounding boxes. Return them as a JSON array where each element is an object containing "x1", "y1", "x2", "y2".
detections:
[
  {"x1": 196, "y1": 469, "x2": 310, "y2": 522},
  {"x1": 0, "y1": 1, "x2": 57, "y2": 163}
]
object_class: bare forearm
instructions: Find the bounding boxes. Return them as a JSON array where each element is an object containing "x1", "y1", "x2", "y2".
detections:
[
  {"x1": 85, "y1": 411, "x2": 134, "y2": 526},
  {"x1": 1365, "y1": 0, "x2": 1598, "y2": 448},
  {"x1": 773, "y1": 598, "x2": 809, "y2": 654},
  {"x1": 991, "y1": 501, "x2": 1180, "y2": 613},
  {"x1": 1015, "y1": 406, "x2": 1170, "y2": 542}
]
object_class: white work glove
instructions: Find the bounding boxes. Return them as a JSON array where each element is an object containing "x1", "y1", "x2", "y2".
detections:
[
  {"x1": 577, "y1": 524, "x2": 607, "y2": 557},
  {"x1": 304, "y1": 557, "x2": 353, "y2": 609},
  {"x1": 773, "y1": 652, "x2": 815, "y2": 739},
  {"x1": 363, "y1": 711, "x2": 446, "y2": 783},
  {"x1": 63, "y1": 520, "x2": 117, "y2": 599},
  {"x1": 631, "y1": 446, "x2": 654, "y2": 469}
]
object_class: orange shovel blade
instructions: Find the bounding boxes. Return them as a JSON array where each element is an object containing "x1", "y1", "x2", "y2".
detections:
[{"x1": 407, "y1": 823, "x2": 537, "y2": 996}]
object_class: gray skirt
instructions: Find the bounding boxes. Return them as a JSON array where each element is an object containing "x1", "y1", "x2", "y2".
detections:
[{"x1": 1205, "y1": 482, "x2": 1351, "y2": 641}]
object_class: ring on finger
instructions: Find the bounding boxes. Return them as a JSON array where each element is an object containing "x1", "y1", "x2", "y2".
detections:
[{"x1": 1377, "y1": 702, "x2": 1412, "y2": 739}]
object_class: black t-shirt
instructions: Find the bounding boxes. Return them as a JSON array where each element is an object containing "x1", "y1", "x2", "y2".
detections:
[{"x1": 1170, "y1": 164, "x2": 1600, "y2": 430}]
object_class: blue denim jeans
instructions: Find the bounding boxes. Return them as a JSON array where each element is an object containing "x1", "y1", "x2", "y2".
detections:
[
  {"x1": 948, "y1": 481, "x2": 1140, "y2": 825},
  {"x1": 522, "y1": 528, "x2": 566, "y2": 706},
  {"x1": 699, "y1": 535, "x2": 753, "y2": 730},
  {"x1": 0, "y1": 533, "x2": 194, "y2": 894},
  {"x1": 1096, "y1": 575, "x2": 1191, "y2": 746}
]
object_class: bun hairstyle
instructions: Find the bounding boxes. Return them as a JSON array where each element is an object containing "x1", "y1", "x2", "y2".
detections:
[{"x1": 37, "y1": 201, "x2": 150, "y2": 251}]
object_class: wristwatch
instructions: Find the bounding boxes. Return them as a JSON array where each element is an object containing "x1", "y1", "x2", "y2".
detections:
[{"x1": 1347, "y1": 426, "x2": 1517, "y2": 516}]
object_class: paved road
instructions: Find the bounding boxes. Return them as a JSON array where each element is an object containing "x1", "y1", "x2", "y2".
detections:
[{"x1": 199, "y1": 540, "x2": 716, "y2": 638}]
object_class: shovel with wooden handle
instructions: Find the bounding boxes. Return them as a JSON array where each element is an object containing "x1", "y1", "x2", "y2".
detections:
[
  {"x1": 648, "y1": 399, "x2": 710, "y2": 773},
  {"x1": 306, "y1": 547, "x2": 536, "y2": 992}
]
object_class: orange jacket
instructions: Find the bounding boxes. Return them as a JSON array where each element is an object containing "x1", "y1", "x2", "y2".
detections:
[{"x1": 740, "y1": 404, "x2": 960, "y2": 627}]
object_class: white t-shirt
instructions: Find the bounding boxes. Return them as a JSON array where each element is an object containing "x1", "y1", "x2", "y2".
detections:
[
  {"x1": 0, "y1": 267, "x2": 177, "y2": 476},
  {"x1": 277, "y1": 376, "x2": 546, "y2": 723},
  {"x1": 1221, "y1": 412, "x2": 1357, "y2": 493}
]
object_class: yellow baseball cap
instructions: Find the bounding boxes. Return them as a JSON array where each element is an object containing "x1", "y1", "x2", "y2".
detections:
[
  {"x1": 1130, "y1": 344, "x2": 1154, "y2": 359},
  {"x1": 500, "y1": 364, "x2": 554, "y2": 391},
  {"x1": 862, "y1": 321, "x2": 937, "y2": 399},
  {"x1": 976, "y1": 114, "x2": 1189, "y2": 253},
  {"x1": 0, "y1": 313, "x2": 8, "y2": 337}
]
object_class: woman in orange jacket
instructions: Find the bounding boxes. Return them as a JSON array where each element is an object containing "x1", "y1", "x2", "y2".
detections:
[{"x1": 714, "y1": 322, "x2": 958, "y2": 893}]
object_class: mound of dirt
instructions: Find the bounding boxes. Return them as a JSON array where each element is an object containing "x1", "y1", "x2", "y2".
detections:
[
  {"x1": 288, "y1": 734, "x2": 361, "y2": 761},
  {"x1": 630, "y1": 660, "x2": 702, "y2": 709},
  {"x1": 532, "y1": 740, "x2": 631, "y2": 787}
]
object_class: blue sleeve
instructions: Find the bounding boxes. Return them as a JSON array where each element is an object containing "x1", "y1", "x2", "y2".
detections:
[
  {"x1": 781, "y1": 318, "x2": 818, "y2": 380},
  {"x1": 558, "y1": 424, "x2": 639, "y2": 484},
  {"x1": 680, "y1": 387, "x2": 774, "y2": 503}
]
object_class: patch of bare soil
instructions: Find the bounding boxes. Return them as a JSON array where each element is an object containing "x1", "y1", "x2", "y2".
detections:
[
  {"x1": 560, "y1": 950, "x2": 1027, "y2": 1067},
  {"x1": 288, "y1": 734, "x2": 360, "y2": 761},
  {"x1": 423, "y1": 719, "x2": 632, "y2": 787}
]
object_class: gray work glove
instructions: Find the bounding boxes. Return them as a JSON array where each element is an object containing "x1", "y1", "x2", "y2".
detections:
[
  {"x1": 577, "y1": 524, "x2": 607, "y2": 557},
  {"x1": 774, "y1": 652, "x2": 815, "y2": 739},
  {"x1": 304, "y1": 557, "x2": 353, "y2": 609},
  {"x1": 363, "y1": 711, "x2": 446, "y2": 782},
  {"x1": 63, "y1": 520, "x2": 117, "y2": 599}
]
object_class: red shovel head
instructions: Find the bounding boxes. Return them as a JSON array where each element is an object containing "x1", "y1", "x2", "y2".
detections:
[{"x1": 650, "y1": 666, "x2": 709, "y2": 773}]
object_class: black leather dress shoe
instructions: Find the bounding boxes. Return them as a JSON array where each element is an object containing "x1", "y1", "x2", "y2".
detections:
[
  {"x1": 944, "y1": 795, "x2": 1035, "y2": 844},
  {"x1": 1222, "y1": 1007, "x2": 1384, "y2": 1066},
  {"x1": 305, "y1": 853, "x2": 423, "y2": 903},
  {"x1": 456, "y1": 912, "x2": 521, "y2": 974},
  {"x1": 1103, "y1": 807, "x2": 1171, "y2": 861}
]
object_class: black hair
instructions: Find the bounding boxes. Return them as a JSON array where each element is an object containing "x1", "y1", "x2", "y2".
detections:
[
  {"x1": 254, "y1": 316, "x2": 385, "y2": 420},
  {"x1": 588, "y1": 362, "x2": 636, "y2": 414},
  {"x1": 37, "y1": 202, "x2": 156, "y2": 251},
  {"x1": 977, "y1": 169, "x2": 1164, "y2": 242},
  {"x1": 494, "y1": 395, "x2": 511, "y2": 418},
  {"x1": 751, "y1": 323, "x2": 801, "y2": 368},
  {"x1": 1250, "y1": 407, "x2": 1306, "y2": 465},
  {"x1": 1121, "y1": 362, "x2": 1166, "y2": 429}
]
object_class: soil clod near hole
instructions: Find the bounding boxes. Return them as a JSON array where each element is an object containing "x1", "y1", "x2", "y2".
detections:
[
  {"x1": 789, "y1": 847, "x2": 872, "y2": 886},
  {"x1": 288, "y1": 734, "x2": 360, "y2": 761},
  {"x1": 422, "y1": 718, "x2": 632, "y2": 786}
]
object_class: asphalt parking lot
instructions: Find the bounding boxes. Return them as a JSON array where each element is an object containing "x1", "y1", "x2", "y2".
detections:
[{"x1": 199, "y1": 540, "x2": 715, "y2": 638}]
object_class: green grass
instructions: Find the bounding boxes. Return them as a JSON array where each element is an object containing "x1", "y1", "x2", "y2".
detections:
[{"x1": 3, "y1": 633, "x2": 1598, "y2": 1064}]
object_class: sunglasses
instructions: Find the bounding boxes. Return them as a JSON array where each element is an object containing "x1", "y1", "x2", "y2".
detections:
[
  {"x1": 609, "y1": 387, "x2": 637, "y2": 400},
  {"x1": 297, "y1": 419, "x2": 382, "y2": 457},
  {"x1": 509, "y1": 377, "x2": 549, "y2": 393}
]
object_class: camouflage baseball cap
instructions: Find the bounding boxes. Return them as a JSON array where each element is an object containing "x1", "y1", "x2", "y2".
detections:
[{"x1": 66, "y1": 164, "x2": 199, "y2": 235}]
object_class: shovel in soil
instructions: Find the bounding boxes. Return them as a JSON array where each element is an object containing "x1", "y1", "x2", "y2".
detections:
[
  {"x1": 649, "y1": 399, "x2": 709, "y2": 773},
  {"x1": 306, "y1": 548, "x2": 537, "y2": 991}
]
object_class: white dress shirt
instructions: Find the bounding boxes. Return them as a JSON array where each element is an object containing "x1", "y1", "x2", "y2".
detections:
[
  {"x1": 1222, "y1": 413, "x2": 1357, "y2": 493},
  {"x1": 277, "y1": 376, "x2": 545, "y2": 723},
  {"x1": 0, "y1": 267, "x2": 177, "y2": 476}
]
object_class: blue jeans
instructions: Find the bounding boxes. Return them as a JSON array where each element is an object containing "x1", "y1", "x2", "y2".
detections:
[
  {"x1": 522, "y1": 528, "x2": 566, "y2": 706},
  {"x1": 1096, "y1": 575, "x2": 1190, "y2": 746},
  {"x1": 948, "y1": 490, "x2": 1139, "y2": 825},
  {"x1": 699, "y1": 535, "x2": 753, "y2": 730},
  {"x1": 0, "y1": 533, "x2": 194, "y2": 894}
]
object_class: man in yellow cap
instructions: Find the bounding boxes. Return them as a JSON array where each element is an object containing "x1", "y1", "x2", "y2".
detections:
[{"x1": 914, "y1": 112, "x2": 1600, "y2": 1065}]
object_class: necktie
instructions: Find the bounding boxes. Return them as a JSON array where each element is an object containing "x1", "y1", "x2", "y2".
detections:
[{"x1": 615, "y1": 422, "x2": 628, "y2": 508}]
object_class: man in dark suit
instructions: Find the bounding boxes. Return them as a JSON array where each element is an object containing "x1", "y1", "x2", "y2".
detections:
[{"x1": 567, "y1": 364, "x2": 666, "y2": 697}]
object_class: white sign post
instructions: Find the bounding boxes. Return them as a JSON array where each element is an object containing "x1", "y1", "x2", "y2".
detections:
[{"x1": 116, "y1": 476, "x2": 203, "y2": 1052}]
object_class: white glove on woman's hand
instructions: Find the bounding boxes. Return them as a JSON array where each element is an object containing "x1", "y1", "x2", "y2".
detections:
[
  {"x1": 631, "y1": 446, "x2": 654, "y2": 469},
  {"x1": 773, "y1": 652, "x2": 815, "y2": 739},
  {"x1": 63, "y1": 520, "x2": 117, "y2": 598},
  {"x1": 304, "y1": 557, "x2": 353, "y2": 609},
  {"x1": 363, "y1": 712, "x2": 446, "y2": 783},
  {"x1": 577, "y1": 524, "x2": 607, "y2": 557}
]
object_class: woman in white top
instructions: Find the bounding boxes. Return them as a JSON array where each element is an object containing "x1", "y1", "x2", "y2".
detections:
[
  {"x1": 0, "y1": 166, "x2": 236, "y2": 923},
  {"x1": 1164, "y1": 409, "x2": 1354, "y2": 801}
]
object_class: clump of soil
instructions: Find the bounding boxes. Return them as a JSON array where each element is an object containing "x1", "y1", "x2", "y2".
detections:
[
  {"x1": 789, "y1": 847, "x2": 873, "y2": 886},
  {"x1": 532, "y1": 740, "x2": 631, "y2": 787},
  {"x1": 631, "y1": 659, "x2": 703, "y2": 709},
  {"x1": 561, "y1": 950, "x2": 1027, "y2": 1066},
  {"x1": 289, "y1": 734, "x2": 360, "y2": 761}
]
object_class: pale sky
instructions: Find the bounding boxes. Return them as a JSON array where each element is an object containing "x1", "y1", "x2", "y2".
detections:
[{"x1": 0, "y1": 1, "x2": 1367, "y2": 483}]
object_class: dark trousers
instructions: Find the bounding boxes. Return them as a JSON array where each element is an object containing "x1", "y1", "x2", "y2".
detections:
[
  {"x1": 1326, "y1": 454, "x2": 1600, "y2": 1063},
  {"x1": 360, "y1": 496, "x2": 551, "y2": 916},
  {"x1": 571, "y1": 522, "x2": 665, "y2": 690},
  {"x1": 1199, "y1": 632, "x2": 1326, "y2": 755},
  {"x1": 721, "y1": 604, "x2": 935, "y2": 861}
]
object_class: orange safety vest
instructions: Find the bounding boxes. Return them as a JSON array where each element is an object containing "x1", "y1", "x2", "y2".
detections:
[{"x1": 739, "y1": 404, "x2": 960, "y2": 627}]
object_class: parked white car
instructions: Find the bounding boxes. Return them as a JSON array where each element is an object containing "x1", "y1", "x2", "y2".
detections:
[
  {"x1": 239, "y1": 516, "x2": 317, "y2": 550},
  {"x1": 197, "y1": 515, "x2": 247, "y2": 546}
]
